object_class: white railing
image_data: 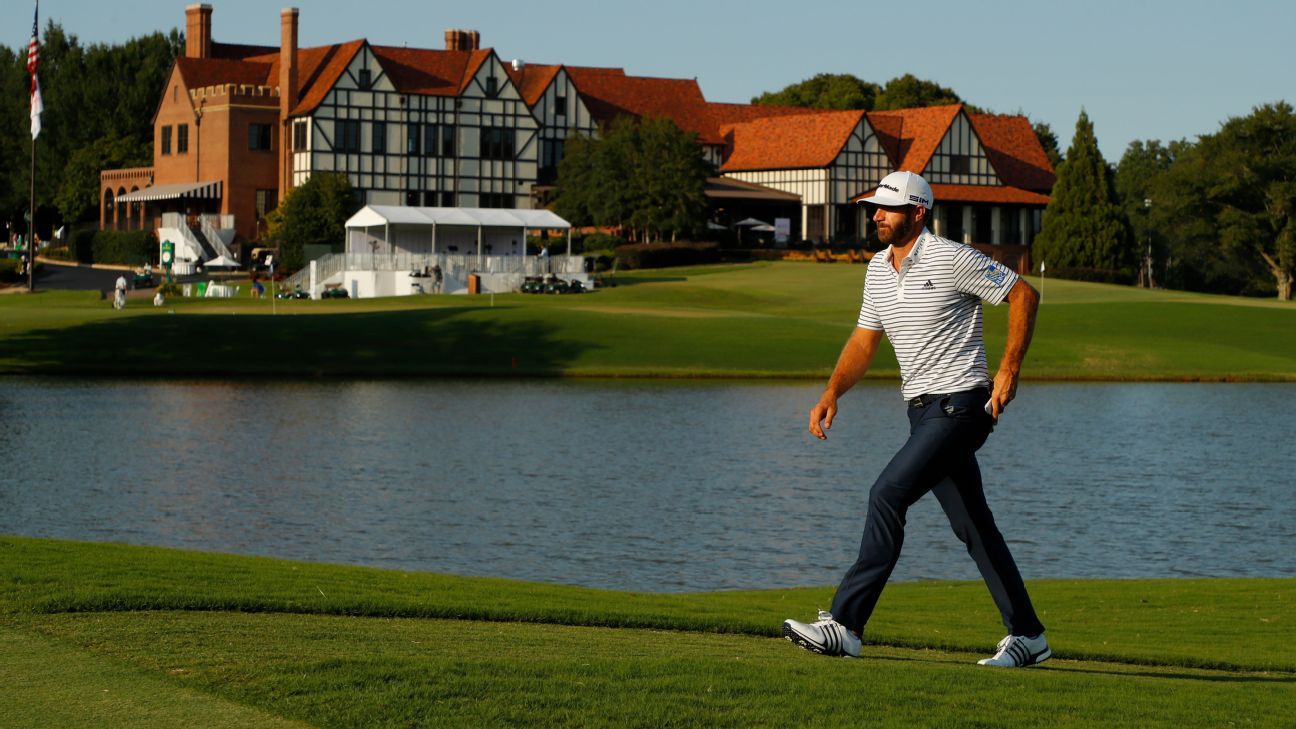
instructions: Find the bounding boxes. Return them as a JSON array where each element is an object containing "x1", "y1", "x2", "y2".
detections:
[
  {"x1": 199, "y1": 215, "x2": 236, "y2": 260},
  {"x1": 280, "y1": 252, "x2": 585, "y2": 294},
  {"x1": 160, "y1": 213, "x2": 237, "y2": 263}
]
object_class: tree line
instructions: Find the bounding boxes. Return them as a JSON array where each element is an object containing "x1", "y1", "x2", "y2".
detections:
[
  {"x1": 1038, "y1": 103, "x2": 1294, "y2": 300},
  {"x1": 0, "y1": 22, "x2": 180, "y2": 239},
  {"x1": 5, "y1": 26, "x2": 1289, "y2": 298}
]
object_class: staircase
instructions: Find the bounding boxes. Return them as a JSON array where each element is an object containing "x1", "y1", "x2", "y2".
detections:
[{"x1": 158, "y1": 213, "x2": 238, "y2": 273}]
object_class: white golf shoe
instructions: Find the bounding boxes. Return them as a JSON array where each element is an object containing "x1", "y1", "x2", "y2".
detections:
[
  {"x1": 782, "y1": 611, "x2": 861, "y2": 658},
  {"x1": 977, "y1": 633, "x2": 1051, "y2": 667}
]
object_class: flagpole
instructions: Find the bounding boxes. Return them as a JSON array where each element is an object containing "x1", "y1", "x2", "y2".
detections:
[
  {"x1": 26, "y1": 0, "x2": 40, "y2": 292},
  {"x1": 27, "y1": 133, "x2": 35, "y2": 292}
]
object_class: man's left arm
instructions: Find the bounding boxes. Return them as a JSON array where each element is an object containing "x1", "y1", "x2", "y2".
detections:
[{"x1": 989, "y1": 278, "x2": 1039, "y2": 421}]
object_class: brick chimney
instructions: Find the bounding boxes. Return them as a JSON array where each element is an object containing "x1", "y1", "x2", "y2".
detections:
[
  {"x1": 444, "y1": 29, "x2": 480, "y2": 51},
  {"x1": 185, "y1": 4, "x2": 212, "y2": 59},
  {"x1": 280, "y1": 7, "x2": 299, "y2": 117},
  {"x1": 280, "y1": 7, "x2": 299, "y2": 193}
]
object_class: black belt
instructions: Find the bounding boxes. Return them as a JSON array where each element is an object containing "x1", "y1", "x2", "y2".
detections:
[
  {"x1": 908, "y1": 392, "x2": 949, "y2": 409},
  {"x1": 908, "y1": 387, "x2": 988, "y2": 409}
]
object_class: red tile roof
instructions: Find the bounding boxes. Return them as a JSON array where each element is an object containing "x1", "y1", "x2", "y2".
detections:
[
  {"x1": 244, "y1": 40, "x2": 367, "y2": 114},
  {"x1": 850, "y1": 184, "x2": 1050, "y2": 205},
  {"x1": 866, "y1": 104, "x2": 963, "y2": 174},
  {"x1": 504, "y1": 63, "x2": 562, "y2": 105},
  {"x1": 967, "y1": 113, "x2": 1056, "y2": 192},
  {"x1": 719, "y1": 110, "x2": 867, "y2": 171},
  {"x1": 927, "y1": 184, "x2": 1051, "y2": 205},
  {"x1": 176, "y1": 57, "x2": 274, "y2": 91},
  {"x1": 181, "y1": 26, "x2": 1053, "y2": 205},
  {"x1": 369, "y1": 45, "x2": 491, "y2": 97},
  {"x1": 566, "y1": 68, "x2": 721, "y2": 142},
  {"x1": 240, "y1": 41, "x2": 498, "y2": 115}
]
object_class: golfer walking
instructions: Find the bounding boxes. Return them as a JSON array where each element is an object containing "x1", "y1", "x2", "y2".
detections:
[{"x1": 783, "y1": 171, "x2": 1050, "y2": 667}]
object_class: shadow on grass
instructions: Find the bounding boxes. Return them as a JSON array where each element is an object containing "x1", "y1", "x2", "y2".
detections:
[
  {"x1": 858, "y1": 649, "x2": 1295, "y2": 683},
  {"x1": 613, "y1": 275, "x2": 688, "y2": 286},
  {"x1": 1041, "y1": 664, "x2": 1296, "y2": 684},
  {"x1": 2, "y1": 306, "x2": 598, "y2": 377}
]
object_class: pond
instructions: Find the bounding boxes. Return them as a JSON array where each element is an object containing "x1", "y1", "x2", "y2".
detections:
[{"x1": 1, "y1": 379, "x2": 1292, "y2": 592}]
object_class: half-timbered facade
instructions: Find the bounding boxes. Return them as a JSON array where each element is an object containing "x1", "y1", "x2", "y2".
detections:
[
  {"x1": 101, "y1": 3, "x2": 1054, "y2": 271},
  {"x1": 867, "y1": 104, "x2": 1053, "y2": 266},
  {"x1": 719, "y1": 111, "x2": 893, "y2": 242},
  {"x1": 287, "y1": 43, "x2": 541, "y2": 210},
  {"x1": 506, "y1": 64, "x2": 600, "y2": 189}
]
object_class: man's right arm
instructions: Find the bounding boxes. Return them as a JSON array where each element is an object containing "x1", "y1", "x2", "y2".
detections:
[{"x1": 809, "y1": 327, "x2": 883, "y2": 440}]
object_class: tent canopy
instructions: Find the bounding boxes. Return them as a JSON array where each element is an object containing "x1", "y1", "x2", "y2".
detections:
[
  {"x1": 346, "y1": 205, "x2": 571, "y2": 231},
  {"x1": 204, "y1": 254, "x2": 239, "y2": 268}
]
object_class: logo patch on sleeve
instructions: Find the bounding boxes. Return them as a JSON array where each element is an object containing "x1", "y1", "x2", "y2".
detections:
[{"x1": 983, "y1": 264, "x2": 1009, "y2": 287}]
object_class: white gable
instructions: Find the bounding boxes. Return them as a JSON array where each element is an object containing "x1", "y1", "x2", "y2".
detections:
[{"x1": 923, "y1": 111, "x2": 1001, "y2": 186}]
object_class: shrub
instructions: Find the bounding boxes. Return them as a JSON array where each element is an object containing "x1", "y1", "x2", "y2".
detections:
[
  {"x1": 69, "y1": 228, "x2": 96, "y2": 263},
  {"x1": 583, "y1": 233, "x2": 627, "y2": 251},
  {"x1": 156, "y1": 281, "x2": 182, "y2": 297},
  {"x1": 90, "y1": 230, "x2": 156, "y2": 265},
  {"x1": 614, "y1": 241, "x2": 720, "y2": 269}
]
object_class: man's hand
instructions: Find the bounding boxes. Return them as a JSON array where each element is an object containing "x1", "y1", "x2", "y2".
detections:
[
  {"x1": 990, "y1": 279, "x2": 1039, "y2": 422},
  {"x1": 988, "y1": 368, "x2": 1018, "y2": 422},
  {"x1": 809, "y1": 328, "x2": 882, "y2": 440},
  {"x1": 809, "y1": 392, "x2": 838, "y2": 440}
]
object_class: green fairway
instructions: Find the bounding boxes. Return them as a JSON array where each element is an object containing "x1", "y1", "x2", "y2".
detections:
[
  {"x1": 2, "y1": 537, "x2": 1293, "y2": 727},
  {"x1": 1, "y1": 262, "x2": 1293, "y2": 379}
]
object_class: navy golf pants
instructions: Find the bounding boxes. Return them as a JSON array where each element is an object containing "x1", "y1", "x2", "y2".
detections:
[{"x1": 829, "y1": 387, "x2": 1045, "y2": 637}]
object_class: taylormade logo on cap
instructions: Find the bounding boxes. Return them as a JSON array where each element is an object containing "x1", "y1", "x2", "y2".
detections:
[{"x1": 857, "y1": 171, "x2": 934, "y2": 210}]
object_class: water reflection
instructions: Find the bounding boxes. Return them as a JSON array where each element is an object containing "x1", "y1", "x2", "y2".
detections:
[{"x1": 1, "y1": 379, "x2": 1293, "y2": 592}]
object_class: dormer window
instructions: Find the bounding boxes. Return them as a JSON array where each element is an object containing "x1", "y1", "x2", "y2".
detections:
[{"x1": 358, "y1": 69, "x2": 372, "y2": 90}]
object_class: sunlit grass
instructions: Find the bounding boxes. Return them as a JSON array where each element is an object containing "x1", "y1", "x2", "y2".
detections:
[
  {"x1": 1, "y1": 262, "x2": 1292, "y2": 379},
  {"x1": 2, "y1": 537, "x2": 1292, "y2": 728}
]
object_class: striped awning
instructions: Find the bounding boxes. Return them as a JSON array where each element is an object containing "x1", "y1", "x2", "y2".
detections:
[{"x1": 116, "y1": 180, "x2": 222, "y2": 202}]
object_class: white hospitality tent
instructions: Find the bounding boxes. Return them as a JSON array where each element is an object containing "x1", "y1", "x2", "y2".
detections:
[{"x1": 345, "y1": 205, "x2": 572, "y2": 262}]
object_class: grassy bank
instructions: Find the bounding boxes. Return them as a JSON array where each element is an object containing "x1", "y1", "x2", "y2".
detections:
[
  {"x1": 1, "y1": 262, "x2": 1293, "y2": 380},
  {"x1": 1, "y1": 537, "x2": 1293, "y2": 727}
]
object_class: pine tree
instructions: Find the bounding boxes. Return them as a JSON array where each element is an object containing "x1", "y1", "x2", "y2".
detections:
[{"x1": 1033, "y1": 110, "x2": 1132, "y2": 280}]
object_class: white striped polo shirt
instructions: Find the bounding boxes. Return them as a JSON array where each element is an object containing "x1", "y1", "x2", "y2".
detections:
[{"x1": 857, "y1": 228, "x2": 1019, "y2": 400}]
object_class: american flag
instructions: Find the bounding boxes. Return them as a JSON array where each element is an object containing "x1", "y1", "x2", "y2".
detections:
[{"x1": 28, "y1": 1, "x2": 43, "y2": 140}]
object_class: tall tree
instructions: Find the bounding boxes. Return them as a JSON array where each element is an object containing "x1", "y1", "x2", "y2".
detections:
[
  {"x1": 1190, "y1": 102, "x2": 1296, "y2": 299},
  {"x1": 1033, "y1": 121, "x2": 1063, "y2": 168},
  {"x1": 554, "y1": 117, "x2": 709, "y2": 243},
  {"x1": 264, "y1": 173, "x2": 360, "y2": 271},
  {"x1": 751, "y1": 73, "x2": 879, "y2": 110},
  {"x1": 1115, "y1": 139, "x2": 1182, "y2": 287},
  {"x1": 873, "y1": 74, "x2": 966, "y2": 111},
  {"x1": 55, "y1": 133, "x2": 150, "y2": 225},
  {"x1": 1032, "y1": 110, "x2": 1132, "y2": 278},
  {"x1": 0, "y1": 23, "x2": 180, "y2": 233}
]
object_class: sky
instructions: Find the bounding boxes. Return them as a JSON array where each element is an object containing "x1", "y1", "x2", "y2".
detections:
[{"x1": 7, "y1": 0, "x2": 1293, "y2": 162}]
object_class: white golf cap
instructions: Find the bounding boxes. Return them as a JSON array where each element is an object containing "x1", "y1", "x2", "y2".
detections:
[{"x1": 856, "y1": 171, "x2": 934, "y2": 209}]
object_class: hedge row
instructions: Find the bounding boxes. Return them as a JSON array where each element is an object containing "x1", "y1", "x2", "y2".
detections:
[
  {"x1": 68, "y1": 229, "x2": 156, "y2": 265},
  {"x1": 612, "y1": 241, "x2": 721, "y2": 269}
]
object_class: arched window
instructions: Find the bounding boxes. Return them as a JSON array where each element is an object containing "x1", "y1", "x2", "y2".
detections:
[
  {"x1": 129, "y1": 187, "x2": 141, "y2": 229},
  {"x1": 104, "y1": 188, "x2": 115, "y2": 225},
  {"x1": 116, "y1": 187, "x2": 127, "y2": 231}
]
